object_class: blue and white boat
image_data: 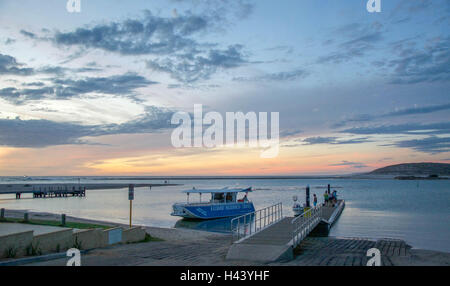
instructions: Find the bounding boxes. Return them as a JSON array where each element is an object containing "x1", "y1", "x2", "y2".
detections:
[{"x1": 171, "y1": 187, "x2": 255, "y2": 220}]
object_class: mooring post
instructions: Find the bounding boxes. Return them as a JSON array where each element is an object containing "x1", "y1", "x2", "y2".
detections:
[
  {"x1": 0, "y1": 208, "x2": 5, "y2": 219},
  {"x1": 328, "y1": 184, "x2": 331, "y2": 193},
  {"x1": 306, "y1": 185, "x2": 310, "y2": 208},
  {"x1": 24, "y1": 212, "x2": 29, "y2": 222},
  {"x1": 61, "y1": 214, "x2": 66, "y2": 226}
]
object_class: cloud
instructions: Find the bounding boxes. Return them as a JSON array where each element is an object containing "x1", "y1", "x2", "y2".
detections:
[
  {"x1": 386, "y1": 136, "x2": 450, "y2": 154},
  {"x1": 302, "y1": 136, "x2": 370, "y2": 145},
  {"x1": 0, "y1": 53, "x2": 34, "y2": 76},
  {"x1": 333, "y1": 103, "x2": 450, "y2": 128},
  {"x1": 341, "y1": 122, "x2": 450, "y2": 135},
  {"x1": 20, "y1": 30, "x2": 37, "y2": 39},
  {"x1": 0, "y1": 73, "x2": 156, "y2": 104},
  {"x1": 0, "y1": 106, "x2": 175, "y2": 148},
  {"x1": 4, "y1": 38, "x2": 16, "y2": 45},
  {"x1": 233, "y1": 69, "x2": 308, "y2": 82},
  {"x1": 169, "y1": 0, "x2": 255, "y2": 22},
  {"x1": 282, "y1": 136, "x2": 370, "y2": 148},
  {"x1": 389, "y1": 0, "x2": 433, "y2": 19},
  {"x1": 0, "y1": 87, "x2": 55, "y2": 103},
  {"x1": 329, "y1": 160, "x2": 368, "y2": 169},
  {"x1": 0, "y1": 53, "x2": 99, "y2": 80},
  {"x1": 53, "y1": 73, "x2": 157, "y2": 98},
  {"x1": 147, "y1": 45, "x2": 246, "y2": 83},
  {"x1": 317, "y1": 23, "x2": 384, "y2": 64},
  {"x1": 384, "y1": 103, "x2": 450, "y2": 116},
  {"x1": 388, "y1": 36, "x2": 450, "y2": 84},
  {"x1": 37, "y1": 10, "x2": 248, "y2": 83},
  {"x1": 53, "y1": 10, "x2": 207, "y2": 56},
  {"x1": 279, "y1": 129, "x2": 303, "y2": 138}
]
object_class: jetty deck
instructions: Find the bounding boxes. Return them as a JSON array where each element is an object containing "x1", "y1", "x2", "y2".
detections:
[
  {"x1": 226, "y1": 200, "x2": 345, "y2": 262},
  {"x1": 240, "y1": 217, "x2": 294, "y2": 245},
  {"x1": 0, "y1": 183, "x2": 179, "y2": 200}
]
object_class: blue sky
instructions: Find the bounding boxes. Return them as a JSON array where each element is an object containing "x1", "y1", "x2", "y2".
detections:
[{"x1": 0, "y1": 0, "x2": 449, "y2": 175}]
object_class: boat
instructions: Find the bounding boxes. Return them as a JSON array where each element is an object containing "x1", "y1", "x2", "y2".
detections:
[
  {"x1": 292, "y1": 195, "x2": 304, "y2": 216},
  {"x1": 171, "y1": 187, "x2": 255, "y2": 220}
]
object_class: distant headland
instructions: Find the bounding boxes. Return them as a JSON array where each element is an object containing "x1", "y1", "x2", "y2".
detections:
[{"x1": 367, "y1": 162, "x2": 450, "y2": 180}]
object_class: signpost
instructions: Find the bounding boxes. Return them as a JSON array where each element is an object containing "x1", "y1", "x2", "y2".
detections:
[{"x1": 129, "y1": 184, "x2": 134, "y2": 228}]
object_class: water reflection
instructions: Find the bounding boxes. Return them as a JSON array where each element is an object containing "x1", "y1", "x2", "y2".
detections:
[{"x1": 174, "y1": 217, "x2": 233, "y2": 234}]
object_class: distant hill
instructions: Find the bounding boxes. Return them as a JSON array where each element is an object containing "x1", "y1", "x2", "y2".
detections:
[{"x1": 369, "y1": 163, "x2": 450, "y2": 176}]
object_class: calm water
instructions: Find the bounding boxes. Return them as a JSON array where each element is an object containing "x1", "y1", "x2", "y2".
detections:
[{"x1": 0, "y1": 177, "x2": 449, "y2": 252}]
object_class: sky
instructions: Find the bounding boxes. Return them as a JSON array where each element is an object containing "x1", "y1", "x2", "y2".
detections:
[{"x1": 0, "y1": 0, "x2": 449, "y2": 176}]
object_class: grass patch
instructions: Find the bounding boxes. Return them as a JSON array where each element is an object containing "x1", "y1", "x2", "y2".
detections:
[
  {"x1": 4, "y1": 246, "x2": 18, "y2": 258},
  {"x1": 0, "y1": 217, "x2": 110, "y2": 230},
  {"x1": 25, "y1": 242, "x2": 42, "y2": 257}
]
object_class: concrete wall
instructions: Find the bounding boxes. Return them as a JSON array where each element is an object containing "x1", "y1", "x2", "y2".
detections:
[
  {"x1": 32, "y1": 229, "x2": 73, "y2": 255},
  {"x1": 1, "y1": 225, "x2": 148, "y2": 260},
  {"x1": 72, "y1": 229, "x2": 106, "y2": 250},
  {"x1": 122, "y1": 227, "x2": 146, "y2": 243},
  {"x1": 0, "y1": 231, "x2": 33, "y2": 258}
]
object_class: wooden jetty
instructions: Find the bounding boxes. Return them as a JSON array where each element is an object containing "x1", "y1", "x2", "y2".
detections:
[
  {"x1": 227, "y1": 200, "x2": 345, "y2": 263},
  {"x1": 0, "y1": 183, "x2": 178, "y2": 200}
]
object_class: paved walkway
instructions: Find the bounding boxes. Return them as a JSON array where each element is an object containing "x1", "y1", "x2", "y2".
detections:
[
  {"x1": 0, "y1": 223, "x2": 72, "y2": 236},
  {"x1": 27, "y1": 234, "x2": 234, "y2": 266},
  {"x1": 24, "y1": 231, "x2": 450, "y2": 266}
]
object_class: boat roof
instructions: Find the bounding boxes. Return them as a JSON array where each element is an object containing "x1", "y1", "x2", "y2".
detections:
[{"x1": 182, "y1": 187, "x2": 252, "y2": 194}]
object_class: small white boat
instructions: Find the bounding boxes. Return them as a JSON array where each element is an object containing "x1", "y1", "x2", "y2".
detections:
[{"x1": 292, "y1": 195, "x2": 304, "y2": 216}]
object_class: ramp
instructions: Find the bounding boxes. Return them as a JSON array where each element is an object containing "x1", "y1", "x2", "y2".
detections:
[{"x1": 226, "y1": 204, "x2": 323, "y2": 263}]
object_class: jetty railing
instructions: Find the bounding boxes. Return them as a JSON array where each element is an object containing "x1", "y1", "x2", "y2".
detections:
[
  {"x1": 231, "y1": 203, "x2": 283, "y2": 242},
  {"x1": 291, "y1": 205, "x2": 323, "y2": 248}
]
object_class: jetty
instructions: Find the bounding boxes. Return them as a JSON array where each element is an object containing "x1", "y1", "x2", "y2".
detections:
[
  {"x1": 0, "y1": 183, "x2": 179, "y2": 199},
  {"x1": 226, "y1": 200, "x2": 345, "y2": 263}
]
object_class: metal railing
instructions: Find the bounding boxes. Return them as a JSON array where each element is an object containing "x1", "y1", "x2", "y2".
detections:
[
  {"x1": 291, "y1": 205, "x2": 323, "y2": 248},
  {"x1": 231, "y1": 203, "x2": 283, "y2": 242}
]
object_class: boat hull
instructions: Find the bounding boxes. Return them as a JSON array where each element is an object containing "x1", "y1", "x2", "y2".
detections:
[{"x1": 172, "y1": 202, "x2": 255, "y2": 220}]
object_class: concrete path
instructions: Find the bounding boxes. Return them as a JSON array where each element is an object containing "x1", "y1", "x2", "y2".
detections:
[
  {"x1": 0, "y1": 223, "x2": 73, "y2": 236},
  {"x1": 26, "y1": 232, "x2": 235, "y2": 266},
  {"x1": 24, "y1": 235, "x2": 450, "y2": 266}
]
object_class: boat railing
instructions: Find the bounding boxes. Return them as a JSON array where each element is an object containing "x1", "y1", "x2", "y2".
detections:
[
  {"x1": 291, "y1": 205, "x2": 323, "y2": 248},
  {"x1": 231, "y1": 202, "x2": 283, "y2": 242}
]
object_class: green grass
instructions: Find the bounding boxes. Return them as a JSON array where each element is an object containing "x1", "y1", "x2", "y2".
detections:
[{"x1": 0, "y1": 217, "x2": 110, "y2": 230}]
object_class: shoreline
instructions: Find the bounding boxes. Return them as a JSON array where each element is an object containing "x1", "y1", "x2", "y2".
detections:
[
  {"x1": 1, "y1": 209, "x2": 449, "y2": 266},
  {"x1": 0, "y1": 183, "x2": 181, "y2": 195}
]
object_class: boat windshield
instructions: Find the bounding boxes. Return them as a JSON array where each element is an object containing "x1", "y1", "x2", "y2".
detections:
[{"x1": 182, "y1": 188, "x2": 252, "y2": 205}]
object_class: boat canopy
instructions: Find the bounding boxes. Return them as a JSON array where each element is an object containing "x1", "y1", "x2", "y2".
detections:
[{"x1": 182, "y1": 187, "x2": 252, "y2": 194}]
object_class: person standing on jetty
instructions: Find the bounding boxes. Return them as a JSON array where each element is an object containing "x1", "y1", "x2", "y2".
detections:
[
  {"x1": 313, "y1": 194, "x2": 318, "y2": 207},
  {"x1": 323, "y1": 191, "x2": 329, "y2": 206}
]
